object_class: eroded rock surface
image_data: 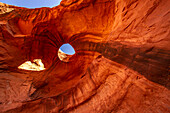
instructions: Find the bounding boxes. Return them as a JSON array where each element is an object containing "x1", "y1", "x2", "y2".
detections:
[
  {"x1": 0, "y1": 0, "x2": 169, "y2": 113},
  {"x1": 0, "y1": 3, "x2": 14, "y2": 14}
]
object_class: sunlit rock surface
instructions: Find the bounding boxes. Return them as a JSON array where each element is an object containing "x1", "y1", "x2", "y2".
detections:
[
  {"x1": 18, "y1": 59, "x2": 45, "y2": 71},
  {"x1": 0, "y1": 2, "x2": 14, "y2": 14},
  {"x1": 0, "y1": 0, "x2": 170, "y2": 113},
  {"x1": 58, "y1": 49, "x2": 73, "y2": 62}
]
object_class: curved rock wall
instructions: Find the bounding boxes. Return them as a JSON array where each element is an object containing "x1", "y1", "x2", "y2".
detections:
[{"x1": 0, "y1": 0, "x2": 169, "y2": 112}]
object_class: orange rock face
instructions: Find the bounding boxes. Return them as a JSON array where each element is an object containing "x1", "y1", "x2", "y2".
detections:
[{"x1": 0, "y1": 0, "x2": 170, "y2": 113}]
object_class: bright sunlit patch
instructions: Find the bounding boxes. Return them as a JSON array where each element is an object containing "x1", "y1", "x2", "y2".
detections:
[{"x1": 18, "y1": 59, "x2": 45, "y2": 71}]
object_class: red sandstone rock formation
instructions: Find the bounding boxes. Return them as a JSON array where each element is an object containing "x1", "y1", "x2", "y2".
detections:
[{"x1": 0, "y1": 0, "x2": 170, "y2": 113}]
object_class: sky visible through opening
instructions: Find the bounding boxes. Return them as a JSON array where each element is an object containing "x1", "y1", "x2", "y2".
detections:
[
  {"x1": 60, "y1": 44, "x2": 75, "y2": 55},
  {"x1": 0, "y1": 0, "x2": 62, "y2": 8}
]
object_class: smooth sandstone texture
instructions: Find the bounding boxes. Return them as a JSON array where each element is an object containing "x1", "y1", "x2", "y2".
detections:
[{"x1": 0, "y1": 0, "x2": 170, "y2": 113}]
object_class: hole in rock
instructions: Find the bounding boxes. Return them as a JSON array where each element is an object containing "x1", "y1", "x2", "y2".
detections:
[
  {"x1": 18, "y1": 59, "x2": 45, "y2": 71},
  {"x1": 58, "y1": 43, "x2": 75, "y2": 62}
]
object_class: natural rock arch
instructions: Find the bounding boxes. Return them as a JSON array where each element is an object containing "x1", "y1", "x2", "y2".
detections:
[{"x1": 0, "y1": 0, "x2": 169, "y2": 113}]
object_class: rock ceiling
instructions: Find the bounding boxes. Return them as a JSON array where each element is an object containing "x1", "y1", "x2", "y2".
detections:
[{"x1": 0, "y1": 0, "x2": 169, "y2": 112}]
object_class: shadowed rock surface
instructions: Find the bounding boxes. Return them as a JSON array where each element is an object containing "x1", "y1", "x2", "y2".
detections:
[{"x1": 0, "y1": 0, "x2": 169, "y2": 113}]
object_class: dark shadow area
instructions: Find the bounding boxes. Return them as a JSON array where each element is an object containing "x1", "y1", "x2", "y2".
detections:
[{"x1": 73, "y1": 40, "x2": 170, "y2": 89}]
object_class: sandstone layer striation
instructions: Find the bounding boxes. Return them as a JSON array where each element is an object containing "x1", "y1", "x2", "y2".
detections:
[{"x1": 0, "y1": 0, "x2": 170, "y2": 113}]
